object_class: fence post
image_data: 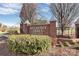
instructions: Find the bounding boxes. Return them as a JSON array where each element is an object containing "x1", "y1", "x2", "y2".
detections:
[{"x1": 50, "y1": 20, "x2": 57, "y2": 47}]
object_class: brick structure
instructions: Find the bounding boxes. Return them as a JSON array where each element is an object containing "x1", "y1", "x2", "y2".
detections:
[
  {"x1": 20, "y1": 21, "x2": 56, "y2": 38},
  {"x1": 20, "y1": 3, "x2": 57, "y2": 47},
  {"x1": 75, "y1": 19, "x2": 79, "y2": 38}
]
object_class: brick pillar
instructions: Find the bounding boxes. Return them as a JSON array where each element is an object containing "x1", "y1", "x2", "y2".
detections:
[
  {"x1": 75, "y1": 24, "x2": 79, "y2": 38},
  {"x1": 23, "y1": 24, "x2": 29, "y2": 34},
  {"x1": 20, "y1": 23, "x2": 23, "y2": 33},
  {"x1": 20, "y1": 23, "x2": 29, "y2": 34},
  {"x1": 50, "y1": 21, "x2": 56, "y2": 38},
  {"x1": 75, "y1": 24, "x2": 77, "y2": 38},
  {"x1": 50, "y1": 21, "x2": 57, "y2": 47}
]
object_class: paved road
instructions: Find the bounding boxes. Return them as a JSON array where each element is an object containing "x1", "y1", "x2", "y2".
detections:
[{"x1": 0, "y1": 35, "x2": 10, "y2": 56}]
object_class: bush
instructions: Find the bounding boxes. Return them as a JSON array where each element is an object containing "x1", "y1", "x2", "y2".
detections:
[
  {"x1": 7, "y1": 29, "x2": 19, "y2": 35},
  {"x1": 8, "y1": 35, "x2": 51, "y2": 55}
]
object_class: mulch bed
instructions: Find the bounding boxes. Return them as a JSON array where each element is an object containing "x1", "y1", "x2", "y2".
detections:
[{"x1": 48, "y1": 47, "x2": 79, "y2": 56}]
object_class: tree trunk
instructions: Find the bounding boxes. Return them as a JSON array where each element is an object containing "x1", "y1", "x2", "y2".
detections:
[
  {"x1": 61, "y1": 26, "x2": 64, "y2": 36},
  {"x1": 61, "y1": 29, "x2": 64, "y2": 36}
]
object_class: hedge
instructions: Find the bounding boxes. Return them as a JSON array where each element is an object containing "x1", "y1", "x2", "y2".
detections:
[
  {"x1": 8, "y1": 35, "x2": 51, "y2": 55},
  {"x1": 7, "y1": 29, "x2": 19, "y2": 35}
]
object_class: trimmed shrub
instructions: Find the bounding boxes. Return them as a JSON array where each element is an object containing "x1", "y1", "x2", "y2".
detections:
[
  {"x1": 7, "y1": 29, "x2": 18, "y2": 34},
  {"x1": 8, "y1": 35, "x2": 51, "y2": 55}
]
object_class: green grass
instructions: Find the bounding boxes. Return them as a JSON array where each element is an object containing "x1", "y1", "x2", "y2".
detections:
[{"x1": 0, "y1": 31, "x2": 7, "y2": 35}]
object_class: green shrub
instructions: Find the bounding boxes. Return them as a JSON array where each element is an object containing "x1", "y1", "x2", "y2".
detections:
[
  {"x1": 7, "y1": 29, "x2": 18, "y2": 34},
  {"x1": 8, "y1": 35, "x2": 51, "y2": 55}
]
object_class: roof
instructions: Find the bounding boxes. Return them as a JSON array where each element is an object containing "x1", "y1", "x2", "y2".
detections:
[{"x1": 50, "y1": 17, "x2": 56, "y2": 21}]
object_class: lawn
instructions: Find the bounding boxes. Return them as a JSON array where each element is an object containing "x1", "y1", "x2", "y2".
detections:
[
  {"x1": 57, "y1": 27, "x2": 75, "y2": 37},
  {"x1": 0, "y1": 31, "x2": 8, "y2": 34}
]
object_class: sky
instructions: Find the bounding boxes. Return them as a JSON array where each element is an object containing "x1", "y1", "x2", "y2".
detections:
[
  {"x1": 0, "y1": 3, "x2": 22, "y2": 27},
  {"x1": 0, "y1": 3, "x2": 52, "y2": 27},
  {"x1": 36, "y1": 3, "x2": 52, "y2": 20}
]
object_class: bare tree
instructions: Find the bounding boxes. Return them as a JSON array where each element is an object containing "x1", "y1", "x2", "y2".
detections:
[
  {"x1": 2, "y1": 25, "x2": 7, "y2": 32},
  {"x1": 20, "y1": 3, "x2": 37, "y2": 24},
  {"x1": 50, "y1": 3, "x2": 79, "y2": 36}
]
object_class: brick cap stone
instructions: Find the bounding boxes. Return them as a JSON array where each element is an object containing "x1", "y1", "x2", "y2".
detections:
[
  {"x1": 24, "y1": 20, "x2": 31, "y2": 25},
  {"x1": 50, "y1": 19, "x2": 56, "y2": 21}
]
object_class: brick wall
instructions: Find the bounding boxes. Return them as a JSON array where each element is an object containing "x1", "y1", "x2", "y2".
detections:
[{"x1": 20, "y1": 21, "x2": 56, "y2": 38}]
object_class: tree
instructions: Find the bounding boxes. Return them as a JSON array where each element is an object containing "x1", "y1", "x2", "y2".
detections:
[
  {"x1": 50, "y1": 3, "x2": 79, "y2": 36},
  {"x1": 20, "y1": 3, "x2": 37, "y2": 24},
  {"x1": 2, "y1": 25, "x2": 7, "y2": 32}
]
